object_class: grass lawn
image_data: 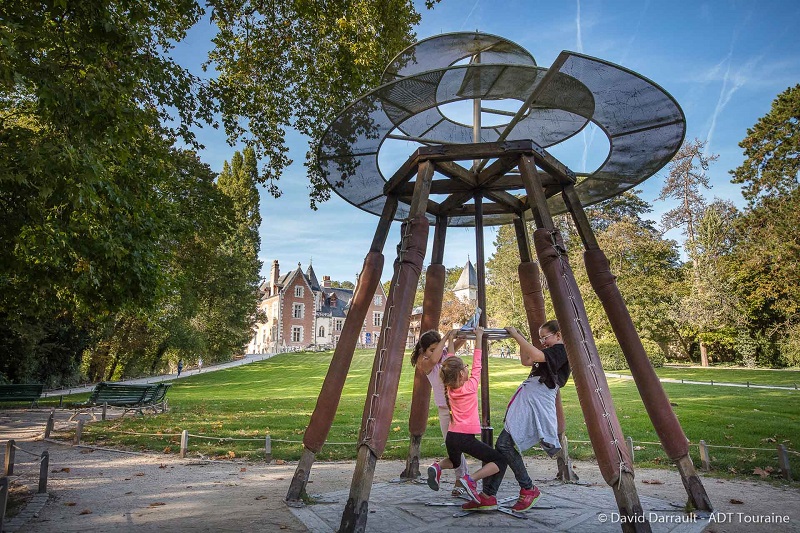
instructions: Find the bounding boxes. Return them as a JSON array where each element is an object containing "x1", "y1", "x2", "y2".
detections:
[
  {"x1": 53, "y1": 350, "x2": 800, "y2": 483},
  {"x1": 614, "y1": 366, "x2": 800, "y2": 388}
]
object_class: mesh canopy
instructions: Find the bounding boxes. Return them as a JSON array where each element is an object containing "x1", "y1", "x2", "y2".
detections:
[{"x1": 318, "y1": 32, "x2": 685, "y2": 226}]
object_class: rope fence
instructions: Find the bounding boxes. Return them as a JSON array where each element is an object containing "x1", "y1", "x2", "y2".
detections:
[
  {"x1": 604, "y1": 372, "x2": 799, "y2": 391},
  {"x1": 1, "y1": 438, "x2": 50, "y2": 530},
  {"x1": 35, "y1": 406, "x2": 799, "y2": 482},
  {"x1": 564, "y1": 435, "x2": 795, "y2": 480}
]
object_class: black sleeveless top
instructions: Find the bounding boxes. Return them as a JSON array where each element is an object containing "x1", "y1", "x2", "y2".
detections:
[{"x1": 528, "y1": 343, "x2": 570, "y2": 389}]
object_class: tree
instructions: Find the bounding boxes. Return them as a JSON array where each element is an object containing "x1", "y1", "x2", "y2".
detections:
[
  {"x1": 656, "y1": 139, "x2": 719, "y2": 364},
  {"x1": 729, "y1": 85, "x2": 800, "y2": 365},
  {"x1": 731, "y1": 85, "x2": 800, "y2": 205},
  {"x1": 657, "y1": 139, "x2": 718, "y2": 259},
  {"x1": 206, "y1": 0, "x2": 438, "y2": 207},
  {"x1": 585, "y1": 189, "x2": 656, "y2": 232}
]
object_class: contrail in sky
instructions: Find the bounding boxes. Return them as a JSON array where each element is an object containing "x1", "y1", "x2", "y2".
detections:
[
  {"x1": 576, "y1": 0, "x2": 591, "y2": 171},
  {"x1": 460, "y1": 0, "x2": 481, "y2": 30},
  {"x1": 705, "y1": 39, "x2": 754, "y2": 157}
]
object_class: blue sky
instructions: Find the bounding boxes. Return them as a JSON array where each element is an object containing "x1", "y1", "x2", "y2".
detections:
[{"x1": 175, "y1": 0, "x2": 800, "y2": 284}]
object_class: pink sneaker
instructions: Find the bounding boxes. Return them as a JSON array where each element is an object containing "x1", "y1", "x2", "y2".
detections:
[
  {"x1": 512, "y1": 486, "x2": 541, "y2": 511},
  {"x1": 461, "y1": 493, "x2": 497, "y2": 511},
  {"x1": 459, "y1": 475, "x2": 480, "y2": 503},
  {"x1": 427, "y1": 462, "x2": 442, "y2": 491}
]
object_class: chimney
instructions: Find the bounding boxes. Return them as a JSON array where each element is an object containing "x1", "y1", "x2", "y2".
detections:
[
  {"x1": 270, "y1": 260, "x2": 280, "y2": 296},
  {"x1": 322, "y1": 275, "x2": 332, "y2": 289}
]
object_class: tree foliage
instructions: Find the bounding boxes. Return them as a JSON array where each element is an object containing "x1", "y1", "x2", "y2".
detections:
[
  {"x1": 0, "y1": 1, "x2": 433, "y2": 384},
  {"x1": 657, "y1": 138, "x2": 718, "y2": 258},
  {"x1": 206, "y1": 0, "x2": 437, "y2": 207}
]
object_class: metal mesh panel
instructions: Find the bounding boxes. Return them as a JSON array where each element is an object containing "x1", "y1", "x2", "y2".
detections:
[{"x1": 317, "y1": 33, "x2": 685, "y2": 227}]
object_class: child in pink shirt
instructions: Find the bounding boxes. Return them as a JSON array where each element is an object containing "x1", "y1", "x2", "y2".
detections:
[{"x1": 426, "y1": 327, "x2": 507, "y2": 510}]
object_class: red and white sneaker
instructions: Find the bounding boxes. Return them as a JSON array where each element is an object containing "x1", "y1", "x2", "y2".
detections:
[
  {"x1": 511, "y1": 486, "x2": 541, "y2": 512},
  {"x1": 461, "y1": 493, "x2": 497, "y2": 511},
  {"x1": 459, "y1": 475, "x2": 480, "y2": 503},
  {"x1": 427, "y1": 462, "x2": 442, "y2": 491}
]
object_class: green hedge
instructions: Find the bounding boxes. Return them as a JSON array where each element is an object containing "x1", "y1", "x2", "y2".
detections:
[{"x1": 594, "y1": 337, "x2": 665, "y2": 370}]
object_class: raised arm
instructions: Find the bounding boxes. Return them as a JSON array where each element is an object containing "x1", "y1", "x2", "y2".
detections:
[
  {"x1": 506, "y1": 326, "x2": 545, "y2": 367},
  {"x1": 417, "y1": 329, "x2": 455, "y2": 375}
]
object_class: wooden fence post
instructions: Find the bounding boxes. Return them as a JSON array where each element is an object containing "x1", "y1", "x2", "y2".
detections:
[
  {"x1": 777, "y1": 444, "x2": 792, "y2": 481},
  {"x1": 44, "y1": 411, "x2": 55, "y2": 439},
  {"x1": 4, "y1": 440, "x2": 14, "y2": 476},
  {"x1": 1, "y1": 476, "x2": 9, "y2": 533},
  {"x1": 102, "y1": 402, "x2": 108, "y2": 421},
  {"x1": 265, "y1": 435, "x2": 272, "y2": 463},
  {"x1": 38, "y1": 451, "x2": 49, "y2": 494},
  {"x1": 699, "y1": 440, "x2": 710, "y2": 471},
  {"x1": 180, "y1": 430, "x2": 189, "y2": 458},
  {"x1": 627, "y1": 436, "x2": 634, "y2": 463},
  {"x1": 74, "y1": 420, "x2": 84, "y2": 445}
]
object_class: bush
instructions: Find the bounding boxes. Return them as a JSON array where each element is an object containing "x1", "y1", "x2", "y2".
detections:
[{"x1": 594, "y1": 337, "x2": 666, "y2": 370}]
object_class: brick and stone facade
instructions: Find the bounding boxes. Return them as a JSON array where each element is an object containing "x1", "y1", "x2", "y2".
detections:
[{"x1": 247, "y1": 260, "x2": 387, "y2": 353}]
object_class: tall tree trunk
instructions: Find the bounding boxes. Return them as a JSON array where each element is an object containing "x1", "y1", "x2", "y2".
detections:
[{"x1": 700, "y1": 342, "x2": 709, "y2": 366}]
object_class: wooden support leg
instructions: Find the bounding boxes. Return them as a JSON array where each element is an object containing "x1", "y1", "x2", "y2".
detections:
[
  {"x1": 286, "y1": 199, "x2": 396, "y2": 504},
  {"x1": 562, "y1": 185, "x2": 712, "y2": 511},
  {"x1": 402, "y1": 217, "x2": 447, "y2": 480},
  {"x1": 338, "y1": 162, "x2": 433, "y2": 532}
]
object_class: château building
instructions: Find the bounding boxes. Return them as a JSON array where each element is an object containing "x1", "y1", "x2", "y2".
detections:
[{"x1": 247, "y1": 260, "x2": 387, "y2": 353}]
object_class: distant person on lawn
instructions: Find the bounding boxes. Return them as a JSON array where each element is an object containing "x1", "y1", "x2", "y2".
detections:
[{"x1": 177, "y1": 360, "x2": 184, "y2": 377}]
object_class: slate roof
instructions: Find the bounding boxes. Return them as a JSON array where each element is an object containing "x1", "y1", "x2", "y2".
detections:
[
  {"x1": 319, "y1": 287, "x2": 354, "y2": 318},
  {"x1": 453, "y1": 259, "x2": 477, "y2": 291}
]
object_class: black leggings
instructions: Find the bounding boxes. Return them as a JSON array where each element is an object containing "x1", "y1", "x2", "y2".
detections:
[{"x1": 445, "y1": 431, "x2": 507, "y2": 474}]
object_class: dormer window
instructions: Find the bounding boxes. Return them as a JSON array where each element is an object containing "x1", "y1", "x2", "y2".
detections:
[{"x1": 295, "y1": 286, "x2": 303, "y2": 298}]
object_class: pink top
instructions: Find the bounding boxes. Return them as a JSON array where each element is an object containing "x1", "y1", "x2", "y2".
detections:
[
  {"x1": 446, "y1": 349, "x2": 482, "y2": 435},
  {"x1": 426, "y1": 348, "x2": 453, "y2": 408}
]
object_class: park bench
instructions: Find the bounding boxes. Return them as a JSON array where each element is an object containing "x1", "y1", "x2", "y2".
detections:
[
  {"x1": 0, "y1": 383, "x2": 44, "y2": 407},
  {"x1": 140, "y1": 382, "x2": 172, "y2": 414},
  {"x1": 70, "y1": 382, "x2": 171, "y2": 420}
]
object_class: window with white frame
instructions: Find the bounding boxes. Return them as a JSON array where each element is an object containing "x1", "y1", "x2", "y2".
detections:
[
  {"x1": 292, "y1": 326, "x2": 302, "y2": 343},
  {"x1": 373, "y1": 311, "x2": 382, "y2": 327},
  {"x1": 293, "y1": 303, "x2": 303, "y2": 319},
  {"x1": 374, "y1": 295, "x2": 382, "y2": 306},
  {"x1": 335, "y1": 319, "x2": 343, "y2": 332},
  {"x1": 318, "y1": 326, "x2": 325, "y2": 337},
  {"x1": 295, "y1": 286, "x2": 303, "y2": 298}
]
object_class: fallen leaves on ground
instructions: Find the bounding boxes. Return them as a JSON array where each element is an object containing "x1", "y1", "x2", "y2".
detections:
[
  {"x1": 65, "y1": 502, "x2": 77, "y2": 506},
  {"x1": 149, "y1": 502, "x2": 166, "y2": 507},
  {"x1": 79, "y1": 509, "x2": 92, "y2": 515},
  {"x1": 730, "y1": 498, "x2": 744, "y2": 504},
  {"x1": 641, "y1": 479, "x2": 663, "y2": 484}
]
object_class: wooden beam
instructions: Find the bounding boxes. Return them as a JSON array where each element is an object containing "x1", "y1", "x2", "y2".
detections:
[
  {"x1": 431, "y1": 216, "x2": 448, "y2": 264},
  {"x1": 445, "y1": 202, "x2": 509, "y2": 217},
  {"x1": 408, "y1": 161, "x2": 434, "y2": 217},
  {"x1": 433, "y1": 160, "x2": 476, "y2": 186},
  {"x1": 562, "y1": 184, "x2": 599, "y2": 250},
  {"x1": 394, "y1": 173, "x2": 526, "y2": 196},
  {"x1": 477, "y1": 155, "x2": 519, "y2": 186},
  {"x1": 518, "y1": 154, "x2": 554, "y2": 229},
  {"x1": 484, "y1": 190, "x2": 525, "y2": 212},
  {"x1": 383, "y1": 149, "x2": 423, "y2": 195},
  {"x1": 370, "y1": 196, "x2": 398, "y2": 253},
  {"x1": 437, "y1": 191, "x2": 474, "y2": 213},
  {"x1": 513, "y1": 215, "x2": 532, "y2": 263}
]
